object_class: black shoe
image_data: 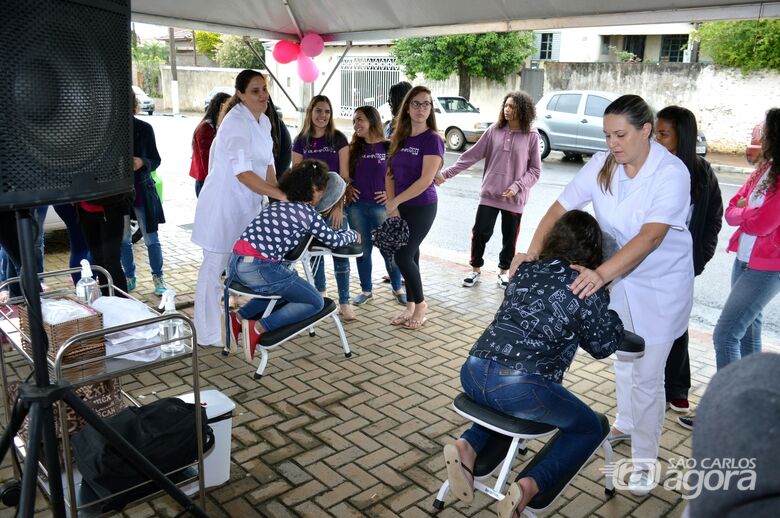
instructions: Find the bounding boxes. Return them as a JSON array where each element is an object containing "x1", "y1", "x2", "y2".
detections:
[{"x1": 677, "y1": 414, "x2": 694, "y2": 430}]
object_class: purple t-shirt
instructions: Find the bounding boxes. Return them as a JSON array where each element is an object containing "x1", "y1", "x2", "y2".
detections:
[
  {"x1": 390, "y1": 129, "x2": 444, "y2": 206},
  {"x1": 292, "y1": 132, "x2": 348, "y2": 172},
  {"x1": 352, "y1": 142, "x2": 389, "y2": 204}
]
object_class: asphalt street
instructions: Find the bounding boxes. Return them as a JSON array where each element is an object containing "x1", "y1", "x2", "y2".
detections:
[{"x1": 146, "y1": 113, "x2": 780, "y2": 342}]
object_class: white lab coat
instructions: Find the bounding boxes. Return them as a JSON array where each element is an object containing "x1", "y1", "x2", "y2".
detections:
[
  {"x1": 191, "y1": 103, "x2": 274, "y2": 253},
  {"x1": 558, "y1": 140, "x2": 694, "y2": 343}
]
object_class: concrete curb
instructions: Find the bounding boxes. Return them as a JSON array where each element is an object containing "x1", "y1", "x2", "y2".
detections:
[{"x1": 711, "y1": 163, "x2": 753, "y2": 175}]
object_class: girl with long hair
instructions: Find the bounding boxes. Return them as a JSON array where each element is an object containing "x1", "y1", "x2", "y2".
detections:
[
  {"x1": 192, "y1": 69, "x2": 284, "y2": 347},
  {"x1": 712, "y1": 108, "x2": 780, "y2": 369},
  {"x1": 654, "y1": 106, "x2": 723, "y2": 416},
  {"x1": 190, "y1": 92, "x2": 231, "y2": 197},
  {"x1": 443, "y1": 210, "x2": 624, "y2": 518},
  {"x1": 385, "y1": 86, "x2": 445, "y2": 330},
  {"x1": 437, "y1": 90, "x2": 541, "y2": 288},
  {"x1": 509, "y1": 94, "x2": 694, "y2": 496},
  {"x1": 292, "y1": 95, "x2": 354, "y2": 319},
  {"x1": 346, "y1": 106, "x2": 406, "y2": 306}
]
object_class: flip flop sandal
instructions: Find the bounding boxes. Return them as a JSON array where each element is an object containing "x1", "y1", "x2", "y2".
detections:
[
  {"x1": 391, "y1": 314, "x2": 410, "y2": 326},
  {"x1": 443, "y1": 444, "x2": 474, "y2": 503},
  {"x1": 403, "y1": 317, "x2": 427, "y2": 330},
  {"x1": 496, "y1": 483, "x2": 524, "y2": 518}
]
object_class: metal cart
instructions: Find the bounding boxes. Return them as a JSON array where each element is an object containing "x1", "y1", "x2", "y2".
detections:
[{"x1": 0, "y1": 266, "x2": 206, "y2": 516}]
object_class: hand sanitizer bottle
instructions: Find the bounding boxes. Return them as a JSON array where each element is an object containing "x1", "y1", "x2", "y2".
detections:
[
  {"x1": 75, "y1": 259, "x2": 99, "y2": 305},
  {"x1": 158, "y1": 289, "x2": 184, "y2": 353}
]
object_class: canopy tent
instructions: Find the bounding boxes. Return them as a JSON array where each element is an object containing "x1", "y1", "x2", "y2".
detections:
[{"x1": 133, "y1": 0, "x2": 780, "y2": 41}]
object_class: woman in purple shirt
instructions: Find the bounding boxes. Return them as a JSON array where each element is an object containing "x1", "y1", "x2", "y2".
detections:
[
  {"x1": 437, "y1": 91, "x2": 541, "y2": 289},
  {"x1": 346, "y1": 106, "x2": 406, "y2": 306},
  {"x1": 385, "y1": 86, "x2": 445, "y2": 330},
  {"x1": 292, "y1": 95, "x2": 354, "y2": 320}
]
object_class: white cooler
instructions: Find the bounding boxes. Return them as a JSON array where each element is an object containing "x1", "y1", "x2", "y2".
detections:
[{"x1": 177, "y1": 390, "x2": 235, "y2": 493}]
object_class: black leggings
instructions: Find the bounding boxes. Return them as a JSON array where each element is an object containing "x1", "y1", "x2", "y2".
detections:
[
  {"x1": 395, "y1": 203, "x2": 437, "y2": 304},
  {"x1": 78, "y1": 207, "x2": 128, "y2": 294}
]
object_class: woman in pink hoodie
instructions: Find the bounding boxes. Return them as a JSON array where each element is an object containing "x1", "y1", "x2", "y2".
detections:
[
  {"x1": 713, "y1": 107, "x2": 780, "y2": 371},
  {"x1": 436, "y1": 91, "x2": 541, "y2": 289}
]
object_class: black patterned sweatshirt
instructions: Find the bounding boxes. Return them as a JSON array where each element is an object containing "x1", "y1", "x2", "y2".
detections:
[{"x1": 470, "y1": 258, "x2": 624, "y2": 383}]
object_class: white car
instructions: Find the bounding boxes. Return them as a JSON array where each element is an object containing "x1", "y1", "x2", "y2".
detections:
[
  {"x1": 380, "y1": 95, "x2": 493, "y2": 151},
  {"x1": 132, "y1": 85, "x2": 155, "y2": 116}
]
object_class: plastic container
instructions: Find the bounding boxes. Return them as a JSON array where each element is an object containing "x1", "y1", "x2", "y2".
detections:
[
  {"x1": 177, "y1": 390, "x2": 235, "y2": 492},
  {"x1": 158, "y1": 289, "x2": 184, "y2": 353},
  {"x1": 74, "y1": 259, "x2": 99, "y2": 306}
]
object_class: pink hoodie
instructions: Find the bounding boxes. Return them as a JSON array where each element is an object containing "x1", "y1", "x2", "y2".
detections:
[
  {"x1": 441, "y1": 123, "x2": 541, "y2": 213},
  {"x1": 725, "y1": 160, "x2": 780, "y2": 271}
]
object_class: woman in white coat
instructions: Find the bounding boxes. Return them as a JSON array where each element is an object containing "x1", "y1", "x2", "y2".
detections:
[
  {"x1": 509, "y1": 94, "x2": 693, "y2": 499},
  {"x1": 192, "y1": 70, "x2": 285, "y2": 347}
]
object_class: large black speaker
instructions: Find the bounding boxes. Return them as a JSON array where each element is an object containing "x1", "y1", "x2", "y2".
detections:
[{"x1": 0, "y1": 0, "x2": 133, "y2": 210}]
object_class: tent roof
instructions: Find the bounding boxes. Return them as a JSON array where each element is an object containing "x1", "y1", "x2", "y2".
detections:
[{"x1": 132, "y1": 0, "x2": 780, "y2": 41}]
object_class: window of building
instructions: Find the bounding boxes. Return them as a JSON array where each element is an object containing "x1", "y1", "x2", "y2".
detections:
[
  {"x1": 540, "y1": 33, "x2": 554, "y2": 60},
  {"x1": 660, "y1": 34, "x2": 689, "y2": 63},
  {"x1": 623, "y1": 35, "x2": 646, "y2": 61},
  {"x1": 533, "y1": 32, "x2": 560, "y2": 61},
  {"x1": 600, "y1": 35, "x2": 611, "y2": 55}
]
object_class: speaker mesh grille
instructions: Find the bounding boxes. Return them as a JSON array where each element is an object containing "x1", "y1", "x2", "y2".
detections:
[{"x1": 0, "y1": 0, "x2": 133, "y2": 209}]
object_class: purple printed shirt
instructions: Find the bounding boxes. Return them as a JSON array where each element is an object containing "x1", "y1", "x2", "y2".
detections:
[
  {"x1": 389, "y1": 129, "x2": 444, "y2": 206},
  {"x1": 292, "y1": 132, "x2": 348, "y2": 172},
  {"x1": 352, "y1": 142, "x2": 389, "y2": 204}
]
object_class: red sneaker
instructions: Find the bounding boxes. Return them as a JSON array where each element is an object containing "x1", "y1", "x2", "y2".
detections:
[
  {"x1": 229, "y1": 311, "x2": 242, "y2": 350},
  {"x1": 243, "y1": 320, "x2": 264, "y2": 362},
  {"x1": 668, "y1": 399, "x2": 689, "y2": 413}
]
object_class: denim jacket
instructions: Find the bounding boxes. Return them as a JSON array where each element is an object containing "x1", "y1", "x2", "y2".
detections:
[{"x1": 469, "y1": 258, "x2": 624, "y2": 383}]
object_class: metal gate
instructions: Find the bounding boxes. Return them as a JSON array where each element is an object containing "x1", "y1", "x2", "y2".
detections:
[
  {"x1": 339, "y1": 57, "x2": 401, "y2": 117},
  {"x1": 520, "y1": 68, "x2": 545, "y2": 103}
]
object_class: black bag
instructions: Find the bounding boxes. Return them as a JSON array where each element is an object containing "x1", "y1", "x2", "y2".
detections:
[{"x1": 72, "y1": 397, "x2": 214, "y2": 512}]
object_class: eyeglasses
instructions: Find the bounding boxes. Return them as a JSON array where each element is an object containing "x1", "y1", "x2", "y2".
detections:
[{"x1": 410, "y1": 101, "x2": 432, "y2": 110}]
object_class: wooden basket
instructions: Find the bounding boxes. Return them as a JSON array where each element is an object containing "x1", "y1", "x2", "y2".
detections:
[{"x1": 18, "y1": 298, "x2": 105, "y2": 378}]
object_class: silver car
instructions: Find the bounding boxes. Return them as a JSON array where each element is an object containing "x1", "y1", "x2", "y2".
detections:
[
  {"x1": 534, "y1": 90, "x2": 707, "y2": 159},
  {"x1": 132, "y1": 85, "x2": 155, "y2": 116}
]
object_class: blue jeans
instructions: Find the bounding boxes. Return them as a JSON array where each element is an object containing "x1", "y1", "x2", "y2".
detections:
[
  {"x1": 459, "y1": 356, "x2": 604, "y2": 495},
  {"x1": 3, "y1": 208, "x2": 46, "y2": 297},
  {"x1": 121, "y1": 206, "x2": 163, "y2": 278},
  {"x1": 228, "y1": 254, "x2": 324, "y2": 332},
  {"x1": 713, "y1": 259, "x2": 780, "y2": 370},
  {"x1": 312, "y1": 215, "x2": 350, "y2": 304},
  {"x1": 54, "y1": 204, "x2": 92, "y2": 284},
  {"x1": 346, "y1": 202, "x2": 402, "y2": 293},
  {"x1": 195, "y1": 180, "x2": 204, "y2": 197}
]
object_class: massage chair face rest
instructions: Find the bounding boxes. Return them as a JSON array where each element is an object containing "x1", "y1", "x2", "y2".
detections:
[{"x1": 615, "y1": 330, "x2": 644, "y2": 361}]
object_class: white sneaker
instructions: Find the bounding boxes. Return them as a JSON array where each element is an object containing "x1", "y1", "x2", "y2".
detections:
[
  {"x1": 462, "y1": 271, "x2": 481, "y2": 287},
  {"x1": 497, "y1": 273, "x2": 509, "y2": 288},
  {"x1": 628, "y1": 470, "x2": 656, "y2": 496}
]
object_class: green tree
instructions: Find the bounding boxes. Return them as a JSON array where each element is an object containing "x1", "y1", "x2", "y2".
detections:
[
  {"x1": 693, "y1": 20, "x2": 780, "y2": 72},
  {"x1": 132, "y1": 41, "x2": 169, "y2": 97},
  {"x1": 215, "y1": 35, "x2": 264, "y2": 68},
  {"x1": 194, "y1": 30, "x2": 222, "y2": 61},
  {"x1": 391, "y1": 32, "x2": 535, "y2": 100}
]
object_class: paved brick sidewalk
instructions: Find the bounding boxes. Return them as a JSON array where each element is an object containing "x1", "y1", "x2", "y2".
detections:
[{"x1": 1, "y1": 224, "x2": 771, "y2": 518}]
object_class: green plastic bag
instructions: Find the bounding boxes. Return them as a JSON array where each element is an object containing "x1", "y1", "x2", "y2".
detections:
[{"x1": 150, "y1": 170, "x2": 163, "y2": 201}]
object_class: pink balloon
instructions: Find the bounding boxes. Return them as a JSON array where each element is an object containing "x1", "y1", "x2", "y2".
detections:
[
  {"x1": 297, "y1": 55, "x2": 319, "y2": 82},
  {"x1": 300, "y1": 33, "x2": 324, "y2": 57},
  {"x1": 272, "y1": 40, "x2": 299, "y2": 64}
]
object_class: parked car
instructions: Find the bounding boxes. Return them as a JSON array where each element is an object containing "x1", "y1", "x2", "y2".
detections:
[
  {"x1": 132, "y1": 85, "x2": 155, "y2": 116},
  {"x1": 379, "y1": 95, "x2": 493, "y2": 151},
  {"x1": 745, "y1": 121, "x2": 765, "y2": 165},
  {"x1": 203, "y1": 86, "x2": 235, "y2": 111},
  {"x1": 534, "y1": 90, "x2": 708, "y2": 160}
]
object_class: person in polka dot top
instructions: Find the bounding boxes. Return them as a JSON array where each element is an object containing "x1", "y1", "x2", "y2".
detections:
[{"x1": 227, "y1": 159, "x2": 359, "y2": 360}]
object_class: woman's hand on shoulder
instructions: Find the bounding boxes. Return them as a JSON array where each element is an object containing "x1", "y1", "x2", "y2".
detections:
[
  {"x1": 508, "y1": 252, "x2": 537, "y2": 277},
  {"x1": 569, "y1": 264, "x2": 606, "y2": 299}
]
